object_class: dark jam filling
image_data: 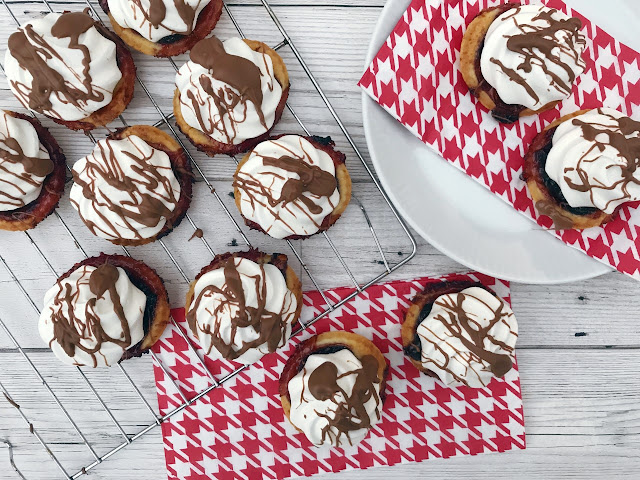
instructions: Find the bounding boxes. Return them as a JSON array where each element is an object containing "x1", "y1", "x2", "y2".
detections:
[
  {"x1": 403, "y1": 303, "x2": 434, "y2": 362},
  {"x1": 119, "y1": 277, "x2": 158, "y2": 361},
  {"x1": 296, "y1": 345, "x2": 348, "y2": 374},
  {"x1": 158, "y1": 34, "x2": 186, "y2": 45},
  {"x1": 536, "y1": 129, "x2": 599, "y2": 217}
]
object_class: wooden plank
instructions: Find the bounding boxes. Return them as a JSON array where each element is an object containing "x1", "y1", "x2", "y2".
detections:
[{"x1": 1, "y1": 349, "x2": 639, "y2": 479}]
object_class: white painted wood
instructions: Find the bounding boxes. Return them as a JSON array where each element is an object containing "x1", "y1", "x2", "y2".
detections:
[{"x1": 1, "y1": 1, "x2": 639, "y2": 479}]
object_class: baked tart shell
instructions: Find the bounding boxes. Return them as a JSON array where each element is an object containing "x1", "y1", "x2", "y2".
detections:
[
  {"x1": 279, "y1": 331, "x2": 388, "y2": 430},
  {"x1": 185, "y1": 249, "x2": 303, "y2": 343},
  {"x1": 523, "y1": 109, "x2": 614, "y2": 230},
  {"x1": 99, "y1": 0, "x2": 223, "y2": 57},
  {"x1": 0, "y1": 111, "x2": 66, "y2": 231},
  {"x1": 97, "y1": 124, "x2": 193, "y2": 246},
  {"x1": 460, "y1": 3, "x2": 560, "y2": 123},
  {"x1": 173, "y1": 39, "x2": 290, "y2": 157},
  {"x1": 55, "y1": 253, "x2": 171, "y2": 360},
  {"x1": 401, "y1": 280, "x2": 491, "y2": 376},
  {"x1": 233, "y1": 134, "x2": 352, "y2": 240}
]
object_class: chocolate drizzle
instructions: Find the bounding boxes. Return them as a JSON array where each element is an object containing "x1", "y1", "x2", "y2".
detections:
[
  {"x1": 490, "y1": 7, "x2": 585, "y2": 105},
  {"x1": 186, "y1": 256, "x2": 292, "y2": 361},
  {"x1": 418, "y1": 290, "x2": 516, "y2": 385},
  {"x1": 181, "y1": 36, "x2": 270, "y2": 144},
  {"x1": 233, "y1": 137, "x2": 338, "y2": 235},
  {"x1": 7, "y1": 11, "x2": 109, "y2": 118},
  {"x1": 48, "y1": 264, "x2": 133, "y2": 367},
  {"x1": 131, "y1": 0, "x2": 200, "y2": 36},
  {"x1": 71, "y1": 136, "x2": 180, "y2": 240},
  {"x1": 305, "y1": 353, "x2": 381, "y2": 446},
  {"x1": 561, "y1": 111, "x2": 640, "y2": 212},
  {"x1": 0, "y1": 112, "x2": 54, "y2": 210}
]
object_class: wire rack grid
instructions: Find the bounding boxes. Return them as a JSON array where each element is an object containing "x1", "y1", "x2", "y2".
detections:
[{"x1": 0, "y1": 0, "x2": 417, "y2": 478}]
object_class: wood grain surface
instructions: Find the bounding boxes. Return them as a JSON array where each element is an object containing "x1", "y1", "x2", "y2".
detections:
[{"x1": 0, "y1": 1, "x2": 639, "y2": 479}]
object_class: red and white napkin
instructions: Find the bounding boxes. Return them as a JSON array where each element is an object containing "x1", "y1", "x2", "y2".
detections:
[
  {"x1": 152, "y1": 274, "x2": 525, "y2": 480},
  {"x1": 359, "y1": 0, "x2": 640, "y2": 280}
]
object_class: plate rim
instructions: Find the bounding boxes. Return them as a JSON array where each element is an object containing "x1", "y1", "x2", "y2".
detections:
[{"x1": 360, "y1": 0, "x2": 612, "y2": 284}]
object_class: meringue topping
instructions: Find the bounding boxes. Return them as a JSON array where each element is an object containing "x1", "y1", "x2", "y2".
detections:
[
  {"x1": 480, "y1": 5, "x2": 586, "y2": 111},
  {"x1": 416, "y1": 287, "x2": 518, "y2": 388},
  {"x1": 0, "y1": 111, "x2": 53, "y2": 212},
  {"x1": 233, "y1": 135, "x2": 340, "y2": 239},
  {"x1": 186, "y1": 255, "x2": 298, "y2": 364},
  {"x1": 4, "y1": 11, "x2": 123, "y2": 121},
  {"x1": 70, "y1": 135, "x2": 182, "y2": 242},
  {"x1": 175, "y1": 36, "x2": 283, "y2": 145},
  {"x1": 287, "y1": 349, "x2": 382, "y2": 447},
  {"x1": 107, "y1": 0, "x2": 208, "y2": 43},
  {"x1": 39, "y1": 263, "x2": 146, "y2": 367},
  {"x1": 545, "y1": 108, "x2": 640, "y2": 214}
]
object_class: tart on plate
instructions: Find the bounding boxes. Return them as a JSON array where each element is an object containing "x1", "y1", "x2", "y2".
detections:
[
  {"x1": 185, "y1": 249, "x2": 302, "y2": 364},
  {"x1": 70, "y1": 125, "x2": 192, "y2": 246},
  {"x1": 99, "y1": 0, "x2": 223, "y2": 57},
  {"x1": 39, "y1": 253, "x2": 171, "y2": 367},
  {"x1": 4, "y1": 10, "x2": 136, "y2": 131},
  {"x1": 174, "y1": 36, "x2": 289, "y2": 156},
  {"x1": 279, "y1": 331, "x2": 387, "y2": 447},
  {"x1": 0, "y1": 110, "x2": 66, "y2": 231},
  {"x1": 401, "y1": 280, "x2": 518, "y2": 388},
  {"x1": 233, "y1": 134, "x2": 351, "y2": 239},
  {"x1": 460, "y1": 3, "x2": 587, "y2": 123},
  {"x1": 524, "y1": 108, "x2": 640, "y2": 230}
]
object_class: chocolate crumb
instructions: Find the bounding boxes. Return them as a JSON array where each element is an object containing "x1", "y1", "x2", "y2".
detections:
[
  {"x1": 210, "y1": 187, "x2": 216, "y2": 194},
  {"x1": 227, "y1": 238, "x2": 238, "y2": 247},
  {"x1": 574, "y1": 332, "x2": 588, "y2": 337},
  {"x1": 29, "y1": 423, "x2": 34, "y2": 434},
  {"x1": 3, "y1": 393, "x2": 20, "y2": 410},
  {"x1": 578, "y1": 295, "x2": 588, "y2": 302},
  {"x1": 188, "y1": 228, "x2": 204, "y2": 241},
  {"x1": 228, "y1": 191, "x2": 235, "y2": 199}
]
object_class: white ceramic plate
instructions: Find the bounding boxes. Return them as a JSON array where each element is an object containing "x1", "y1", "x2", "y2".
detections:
[{"x1": 362, "y1": 0, "x2": 640, "y2": 284}]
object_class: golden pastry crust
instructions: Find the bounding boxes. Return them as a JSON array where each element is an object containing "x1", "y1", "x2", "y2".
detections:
[
  {"x1": 185, "y1": 249, "x2": 303, "y2": 342},
  {"x1": 53, "y1": 25, "x2": 136, "y2": 131},
  {"x1": 459, "y1": 3, "x2": 559, "y2": 123},
  {"x1": 401, "y1": 280, "x2": 490, "y2": 376},
  {"x1": 55, "y1": 253, "x2": 171, "y2": 362},
  {"x1": 174, "y1": 39, "x2": 290, "y2": 157},
  {"x1": 99, "y1": 0, "x2": 223, "y2": 57},
  {"x1": 279, "y1": 331, "x2": 388, "y2": 429},
  {"x1": 94, "y1": 125, "x2": 193, "y2": 246},
  {"x1": 523, "y1": 109, "x2": 614, "y2": 230},
  {"x1": 233, "y1": 134, "x2": 352, "y2": 240},
  {"x1": 0, "y1": 111, "x2": 66, "y2": 231}
]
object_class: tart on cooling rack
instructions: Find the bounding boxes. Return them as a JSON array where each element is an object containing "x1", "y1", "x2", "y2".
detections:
[
  {"x1": 39, "y1": 253, "x2": 171, "y2": 367},
  {"x1": 174, "y1": 36, "x2": 290, "y2": 156},
  {"x1": 524, "y1": 108, "x2": 640, "y2": 230},
  {"x1": 4, "y1": 10, "x2": 136, "y2": 131},
  {"x1": 279, "y1": 331, "x2": 388, "y2": 447},
  {"x1": 459, "y1": 3, "x2": 587, "y2": 123},
  {"x1": 70, "y1": 124, "x2": 192, "y2": 246},
  {"x1": 401, "y1": 280, "x2": 518, "y2": 388},
  {"x1": 185, "y1": 249, "x2": 302, "y2": 364},
  {"x1": 0, "y1": 110, "x2": 66, "y2": 232},
  {"x1": 99, "y1": 0, "x2": 223, "y2": 57},
  {"x1": 232, "y1": 134, "x2": 352, "y2": 239}
]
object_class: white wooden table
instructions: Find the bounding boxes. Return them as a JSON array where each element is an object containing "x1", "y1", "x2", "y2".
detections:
[{"x1": 1, "y1": 1, "x2": 639, "y2": 479}]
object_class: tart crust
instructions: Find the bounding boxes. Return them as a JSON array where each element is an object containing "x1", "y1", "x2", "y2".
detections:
[
  {"x1": 173, "y1": 39, "x2": 290, "y2": 157},
  {"x1": 98, "y1": 0, "x2": 223, "y2": 57},
  {"x1": 233, "y1": 134, "x2": 352, "y2": 240},
  {"x1": 94, "y1": 124, "x2": 193, "y2": 246},
  {"x1": 0, "y1": 111, "x2": 66, "y2": 231},
  {"x1": 279, "y1": 331, "x2": 388, "y2": 430},
  {"x1": 523, "y1": 109, "x2": 614, "y2": 230},
  {"x1": 50, "y1": 23, "x2": 136, "y2": 131},
  {"x1": 55, "y1": 253, "x2": 171, "y2": 362},
  {"x1": 459, "y1": 3, "x2": 560, "y2": 123},
  {"x1": 401, "y1": 280, "x2": 491, "y2": 376},
  {"x1": 185, "y1": 249, "x2": 303, "y2": 348}
]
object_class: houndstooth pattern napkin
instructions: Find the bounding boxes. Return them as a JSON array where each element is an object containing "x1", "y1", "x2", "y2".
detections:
[
  {"x1": 152, "y1": 274, "x2": 525, "y2": 480},
  {"x1": 359, "y1": 0, "x2": 640, "y2": 280}
]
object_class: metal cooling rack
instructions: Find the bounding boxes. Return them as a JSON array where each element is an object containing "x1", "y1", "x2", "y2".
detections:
[{"x1": 0, "y1": 0, "x2": 417, "y2": 478}]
